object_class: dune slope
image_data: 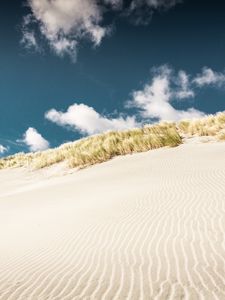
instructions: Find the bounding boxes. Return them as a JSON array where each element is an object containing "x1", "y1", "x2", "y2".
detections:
[{"x1": 0, "y1": 142, "x2": 225, "y2": 299}]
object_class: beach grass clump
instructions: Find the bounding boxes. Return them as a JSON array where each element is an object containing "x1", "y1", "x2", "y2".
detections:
[
  {"x1": 0, "y1": 152, "x2": 32, "y2": 169},
  {"x1": 68, "y1": 122, "x2": 181, "y2": 168},
  {"x1": 178, "y1": 112, "x2": 225, "y2": 138}
]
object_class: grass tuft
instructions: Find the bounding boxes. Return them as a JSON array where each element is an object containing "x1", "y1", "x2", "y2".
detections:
[{"x1": 178, "y1": 112, "x2": 225, "y2": 137}]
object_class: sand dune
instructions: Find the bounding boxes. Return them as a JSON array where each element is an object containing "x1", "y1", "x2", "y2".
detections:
[{"x1": 0, "y1": 142, "x2": 225, "y2": 299}]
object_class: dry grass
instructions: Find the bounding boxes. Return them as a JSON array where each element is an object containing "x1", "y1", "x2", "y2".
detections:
[
  {"x1": 0, "y1": 112, "x2": 224, "y2": 171},
  {"x1": 178, "y1": 112, "x2": 225, "y2": 137},
  {"x1": 0, "y1": 122, "x2": 181, "y2": 170}
]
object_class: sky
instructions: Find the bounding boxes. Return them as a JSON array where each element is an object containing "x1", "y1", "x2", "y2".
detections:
[{"x1": 0, "y1": 0, "x2": 225, "y2": 156}]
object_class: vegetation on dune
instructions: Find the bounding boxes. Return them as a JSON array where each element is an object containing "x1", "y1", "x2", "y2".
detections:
[
  {"x1": 178, "y1": 112, "x2": 225, "y2": 138},
  {"x1": 67, "y1": 123, "x2": 181, "y2": 169},
  {"x1": 0, "y1": 122, "x2": 181, "y2": 170},
  {"x1": 0, "y1": 112, "x2": 224, "y2": 170}
]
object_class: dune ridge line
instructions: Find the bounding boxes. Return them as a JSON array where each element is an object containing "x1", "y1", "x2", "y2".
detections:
[{"x1": 1, "y1": 112, "x2": 225, "y2": 170}]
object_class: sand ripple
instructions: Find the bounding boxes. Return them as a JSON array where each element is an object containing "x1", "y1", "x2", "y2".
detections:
[{"x1": 0, "y1": 143, "x2": 224, "y2": 299}]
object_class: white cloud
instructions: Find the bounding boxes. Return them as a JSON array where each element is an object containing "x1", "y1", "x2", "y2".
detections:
[
  {"x1": 21, "y1": 30, "x2": 38, "y2": 50},
  {"x1": 22, "y1": 0, "x2": 181, "y2": 60},
  {"x1": 193, "y1": 67, "x2": 225, "y2": 87},
  {"x1": 0, "y1": 145, "x2": 8, "y2": 155},
  {"x1": 21, "y1": 14, "x2": 40, "y2": 51},
  {"x1": 176, "y1": 70, "x2": 195, "y2": 99},
  {"x1": 23, "y1": 0, "x2": 108, "y2": 60},
  {"x1": 129, "y1": 66, "x2": 204, "y2": 121},
  {"x1": 22, "y1": 127, "x2": 50, "y2": 152},
  {"x1": 45, "y1": 103, "x2": 138, "y2": 135}
]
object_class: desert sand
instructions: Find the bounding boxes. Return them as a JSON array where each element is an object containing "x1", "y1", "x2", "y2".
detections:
[{"x1": 0, "y1": 142, "x2": 225, "y2": 299}]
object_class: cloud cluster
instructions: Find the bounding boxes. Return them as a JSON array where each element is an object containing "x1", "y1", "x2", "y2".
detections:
[
  {"x1": 9, "y1": 64, "x2": 225, "y2": 153},
  {"x1": 0, "y1": 145, "x2": 8, "y2": 155},
  {"x1": 22, "y1": 127, "x2": 50, "y2": 151},
  {"x1": 44, "y1": 66, "x2": 225, "y2": 135},
  {"x1": 129, "y1": 65, "x2": 204, "y2": 121},
  {"x1": 45, "y1": 103, "x2": 138, "y2": 135},
  {"x1": 22, "y1": 0, "x2": 182, "y2": 60}
]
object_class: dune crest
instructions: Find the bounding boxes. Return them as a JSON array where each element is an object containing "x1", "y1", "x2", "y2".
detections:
[{"x1": 1, "y1": 112, "x2": 225, "y2": 171}]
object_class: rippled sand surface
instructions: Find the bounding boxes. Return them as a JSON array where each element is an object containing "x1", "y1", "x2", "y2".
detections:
[{"x1": 0, "y1": 142, "x2": 225, "y2": 299}]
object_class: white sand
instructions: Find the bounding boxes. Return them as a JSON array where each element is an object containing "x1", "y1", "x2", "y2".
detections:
[{"x1": 0, "y1": 142, "x2": 225, "y2": 299}]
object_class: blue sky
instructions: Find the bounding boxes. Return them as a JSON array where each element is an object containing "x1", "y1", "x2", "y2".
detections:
[{"x1": 0, "y1": 0, "x2": 225, "y2": 156}]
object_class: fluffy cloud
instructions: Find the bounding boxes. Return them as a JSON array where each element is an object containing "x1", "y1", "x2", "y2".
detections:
[
  {"x1": 176, "y1": 70, "x2": 194, "y2": 99},
  {"x1": 22, "y1": 0, "x2": 182, "y2": 60},
  {"x1": 45, "y1": 103, "x2": 138, "y2": 135},
  {"x1": 193, "y1": 67, "x2": 225, "y2": 87},
  {"x1": 22, "y1": 0, "x2": 109, "y2": 60},
  {"x1": 22, "y1": 127, "x2": 50, "y2": 152},
  {"x1": 0, "y1": 145, "x2": 8, "y2": 155},
  {"x1": 21, "y1": 14, "x2": 39, "y2": 51},
  {"x1": 129, "y1": 66, "x2": 204, "y2": 121}
]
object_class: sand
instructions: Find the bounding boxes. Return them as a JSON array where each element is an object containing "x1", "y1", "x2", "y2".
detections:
[{"x1": 0, "y1": 142, "x2": 225, "y2": 299}]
